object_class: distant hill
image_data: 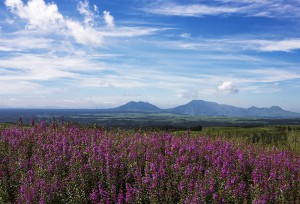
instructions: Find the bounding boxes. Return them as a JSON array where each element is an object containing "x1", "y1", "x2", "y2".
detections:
[
  {"x1": 245, "y1": 106, "x2": 300, "y2": 118},
  {"x1": 167, "y1": 100, "x2": 300, "y2": 118},
  {"x1": 111, "y1": 100, "x2": 300, "y2": 118},
  {"x1": 111, "y1": 101, "x2": 161, "y2": 112},
  {"x1": 167, "y1": 100, "x2": 247, "y2": 117}
]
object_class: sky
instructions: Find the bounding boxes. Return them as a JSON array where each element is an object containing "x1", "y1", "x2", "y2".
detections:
[{"x1": 0, "y1": 0, "x2": 300, "y2": 111}]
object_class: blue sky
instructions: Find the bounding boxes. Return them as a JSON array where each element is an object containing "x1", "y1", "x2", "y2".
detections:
[{"x1": 1, "y1": 0, "x2": 300, "y2": 111}]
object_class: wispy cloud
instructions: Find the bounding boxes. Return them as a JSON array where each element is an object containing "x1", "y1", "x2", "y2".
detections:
[
  {"x1": 99, "y1": 27, "x2": 164, "y2": 37},
  {"x1": 0, "y1": 53, "x2": 100, "y2": 81},
  {"x1": 242, "y1": 68, "x2": 300, "y2": 83},
  {"x1": 0, "y1": 35, "x2": 53, "y2": 51},
  {"x1": 143, "y1": 2, "x2": 240, "y2": 17},
  {"x1": 0, "y1": 80, "x2": 43, "y2": 95},
  {"x1": 4, "y1": 0, "x2": 163, "y2": 47},
  {"x1": 143, "y1": 0, "x2": 300, "y2": 18},
  {"x1": 159, "y1": 37, "x2": 300, "y2": 52},
  {"x1": 250, "y1": 39, "x2": 300, "y2": 52},
  {"x1": 77, "y1": 0, "x2": 95, "y2": 27}
]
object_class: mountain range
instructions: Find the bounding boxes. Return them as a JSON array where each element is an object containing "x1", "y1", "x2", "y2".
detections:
[{"x1": 108, "y1": 100, "x2": 300, "y2": 118}]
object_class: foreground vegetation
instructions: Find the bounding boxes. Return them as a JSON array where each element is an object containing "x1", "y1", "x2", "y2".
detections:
[
  {"x1": 201, "y1": 126, "x2": 300, "y2": 153},
  {"x1": 0, "y1": 123, "x2": 300, "y2": 203}
]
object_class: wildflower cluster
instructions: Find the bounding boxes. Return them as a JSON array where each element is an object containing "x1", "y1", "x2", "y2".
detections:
[{"x1": 0, "y1": 123, "x2": 299, "y2": 203}]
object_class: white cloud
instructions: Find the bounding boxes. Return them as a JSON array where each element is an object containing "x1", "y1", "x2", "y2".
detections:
[
  {"x1": 5, "y1": 0, "x2": 64, "y2": 30},
  {"x1": 4, "y1": 0, "x2": 163, "y2": 47},
  {"x1": 94, "y1": 5, "x2": 99, "y2": 12},
  {"x1": 103, "y1": 10, "x2": 115, "y2": 27},
  {"x1": 99, "y1": 27, "x2": 162, "y2": 37},
  {"x1": 4, "y1": 0, "x2": 102, "y2": 46},
  {"x1": 253, "y1": 39, "x2": 300, "y2": 52},
  {"x1": 218, "y1": 81, "x2": 239, "y2": 93},
  {"x1": 77, "y1": 0, "x2": 95, "y2": 26},
  {"x1": 143, "y1": 0, "x2": 300, "y2": 18},
  {"x1": 66, "y1": 20, "x2": 102, "y2": 47},
  {"x1": 160, "y1": 37, "x2": 300, "y2": 52},
  {"x1": 237, "y1": 0, "x2": 300, "y2": 18},
  {"x1": 179, "y1": 33, "x2": 191, "y2": 38},
  {"x1": 144, "y1": 3, "x2": 240, "y2": 17},
  {"x1": 0, "y1": 35, "x2": 53, "y2": 51},
  {"x1": 236, "y1": 38, "x2": 300, "y2": 52}
]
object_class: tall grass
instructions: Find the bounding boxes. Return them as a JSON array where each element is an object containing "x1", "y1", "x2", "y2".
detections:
[{"x1": 202, "y1": 126, "x2": 300, "y2": 153}]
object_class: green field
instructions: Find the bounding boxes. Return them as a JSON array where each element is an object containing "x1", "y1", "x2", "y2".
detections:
[{"x1": 198, "y1": 126, "x2": 300, "y2": 153}]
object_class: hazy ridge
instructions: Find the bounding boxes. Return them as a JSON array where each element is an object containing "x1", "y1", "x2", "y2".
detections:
[{"x1": 110, "y1": 100, "x2": 300, "y2": 118}]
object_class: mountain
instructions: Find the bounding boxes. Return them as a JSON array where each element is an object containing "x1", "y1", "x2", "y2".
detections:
[
  {"x1": 111, "y1": 101, "x2": 161, "y2": 112},
  {"x1": 245, "y1": 106, "x2": 300, "y2": 118},
  {"x1": 167, "y1": 100, "x2": 247, "y2": 117},
  {"x1": 109, "y1": 100, "x2": 300, "y2": 118},
  {"x1": 167, "y1": 100, "x2": 300, "y2": 118}
]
